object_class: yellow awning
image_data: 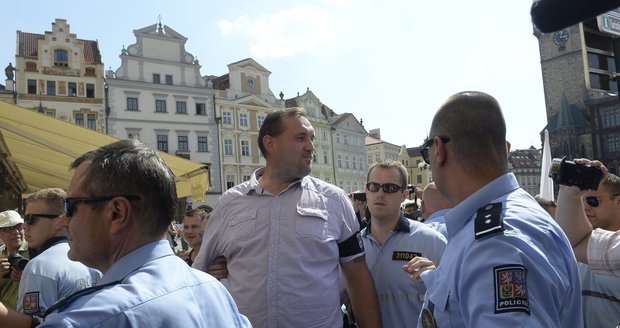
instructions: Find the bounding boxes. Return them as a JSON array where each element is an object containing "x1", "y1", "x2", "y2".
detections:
[{"x1": 0, "y1": 101, "x2": 209, "y2": 202}]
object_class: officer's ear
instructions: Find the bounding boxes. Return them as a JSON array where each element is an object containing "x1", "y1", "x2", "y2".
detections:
[
  {"x1": 107, "y1": 196, "x2": 133, "y2": 234},
  {"x1": 433, "y1": 137, "x2": 448, "y2": 168}
]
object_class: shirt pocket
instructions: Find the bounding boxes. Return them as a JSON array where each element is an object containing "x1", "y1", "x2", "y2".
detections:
[
  {"x1": 295, "y1": 206, "x2": 329, "y2": 241},
  {"x1": 229, "y1": 210, "x2": 257, "y2": 241}
]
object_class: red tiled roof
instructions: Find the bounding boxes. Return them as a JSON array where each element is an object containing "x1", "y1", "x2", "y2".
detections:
[{"x1": 17, "y1": 31, "x2": 102, "y2": 64}]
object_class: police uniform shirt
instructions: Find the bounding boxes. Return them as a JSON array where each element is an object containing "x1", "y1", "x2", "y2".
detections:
[
  {"x1": 0, "y1": 241, "x2": 29, "y2": 310},
  {"x1": 362, "y1": 215, "x2": 446, "y2": 328},
  {"x1": 41, "y1": 240, "x2": 251, "y2": 327},
  {"x1": 17, "y1": 241, "x2": 100, "y2": 315},
  {"x1": 423, "y1": 208, "x2": 449, "y2": 239},
  {"x1": 419, "y1": 173, "x2": 582, "y2": 328},
  {"x1": 578, "y1": 262, "x2": 620, "y2": 327},
  {"x1": 193, "y1": 167, "x2": 364, "y2": 328}
]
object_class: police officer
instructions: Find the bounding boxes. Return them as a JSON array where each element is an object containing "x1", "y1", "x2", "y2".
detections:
[
  {"x1": 417, "y1": 91, "x2": 582, "y2": 327},
  {"x1": 18, "y1": 188, "x2": 100, "y2": 316}
]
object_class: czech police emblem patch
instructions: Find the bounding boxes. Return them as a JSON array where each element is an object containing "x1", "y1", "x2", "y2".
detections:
[
  {"x1": 23, "y1": 291, "x2": 40, "y2": 315},
  {"x1": 494, "y1": 264, "x2": 530, "y2": 314}
]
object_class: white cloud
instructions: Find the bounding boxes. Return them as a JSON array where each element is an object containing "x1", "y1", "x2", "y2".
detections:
[{"x1": 217, "y1": 5, "x2": 340, "y2": 59}]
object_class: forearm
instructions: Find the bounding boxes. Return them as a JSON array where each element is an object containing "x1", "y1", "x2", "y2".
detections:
[
  {"x1": 341, "y1": 257, "x2": 381, "y2": 328},
  {"x1": 556, "y1": 185, "x2": 592, "y2": 253},
  {"x1": 0, "y1": 301, "x2": 32, "y2": 328}
]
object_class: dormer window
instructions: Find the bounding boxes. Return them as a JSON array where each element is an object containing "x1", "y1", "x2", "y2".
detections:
[{"x1": 54, "y1": 49, "x2": 68, "y2": 67}]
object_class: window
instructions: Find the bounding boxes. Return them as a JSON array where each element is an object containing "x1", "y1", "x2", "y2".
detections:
[
  {"x1": 590, "y1": 72, "x2": 618, "y2": 92},
  {"x1": 336, "y1": 134, "x2": 341, "y2": 143},
  {"x1": 417, "y1": 175, "x2": 423, "y2": 184},
  {"x1": 239, "y1": 113, "x2": 248, "y2": 127},
  {"x1": 74, "y1": 113, "x2": 84, "y2": 126},
  {"x1": 257, "y1": 114, "x2": 265, "y2": 127},
  {"x1": 196, "y1": 103, "x2": 206, "y2": 115},
  {"x1": 87, "y1": 114, "x2": 96, "y2": 130},
  {"x1": 197, "y1": 136, "x2": 208, "y2": 152},
  {"x1": 353, "y1": 157, "x2": 357, "y2": 169},
  {"x1": 338, "y1": 154, "x2": 342, "y2": 168},
  {"x1": 344, "y1": 135, "x2": 349, "y2": 145},
  {"x1": 226, "y1": 175, "x2": 235, "y2": 189},
  {"x1": 241, "y1": 140, "x2": 250, "y2": 156},
  {"x1": 242, "y1": 175, "x2": 251, "y2": 182},
  {"x1": 84, "y1": 67, "x2": 96, "y2": 77},
  {"x1": 358, "y1": 158, "x2": 362, "y2": 170},
  {"x1": 54, "y1": 49, "x2": 68, "y2": 67},
  {"x1": 165, "y1": 75, "x2": 173, "y2": 85},
  {"x1": 176, "y1": 101, "x2": 187, "y2": 114},
  {"x1": 608, "y1": 135, "x2": 620, "y2": 153},
  {"x1": 322, "y1": 130, "x2": 327, "y2": 140},
  {"x1": 127, "y1": 97, "x2": 138, "y2": 111},
  {"x1": 222, "y1": 111, "x2": 232, "y2": 125},
  {"x1": 45, "y1": 110, "x2": 55, "y2": 117},
  {"x1": 604, "y1": 108, "x2": 620, "y2": 128},
  {"x1": 155, "y1": 100, "x2": 167, "y2": 113},
  {"x1": 27, "y1": 79, "x2": 36, "y2": 94},
  {"x1": 153, "y1": 74, "x2": 161, "y2": 84},
  {"x1": 47, "y1": 81, "x2": 56, "y2": 96},
  {"x1": 345, "y1": 156, "x2": 350, "y2": 169},
  {"x1": 323, "y1": 151, "x2": 328, "y2": 164},
  {"x1": 68, "y1": 82, "x2": 76, "y2": 96},
  {"x1": 86, "y1": 84, "x2": 94, "y2": 98},
  {"x1": 157, "y1": 135, "x2": 168, "y2": 152},
  {"x1": 368, "y1": 155, "x2": 372, "y2": 164},
  {"x1": 224, "y1": 139, "x2": 233, "y2": 155},
  {"x1": 313, "y1": 153, "x2": 317, "y2": 163},
  {"x1": 128, "y1": 133, "x2": 140, "y2": 140},
  {"x1": 178, "y1": 136, "x2": 189, "y2": 152}
]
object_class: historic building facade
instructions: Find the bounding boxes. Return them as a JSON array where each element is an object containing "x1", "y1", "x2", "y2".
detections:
[
  {"x1": 105, "y1": 22, "x2": 221, "y2": 205},
  {"x1": 14, "y1": 19, "x2": 105, "y2": 131},
  {"x1": 535, "y1": 14, "x2": 620, "y2": 172}
]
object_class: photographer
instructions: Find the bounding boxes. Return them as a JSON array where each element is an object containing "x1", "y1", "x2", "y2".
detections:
[
  {"x1": 17, "y1": 188, "x2": 100, "y2": 316},
  {"x1": 0, "y1": 210, "x2": 29, "y2": 310},
  {"x1": 349, "y1": 190, "x2": 369, "y2": 229},
  {"x1": 555, "y1": 158, "x2": 620, "y2": 327}
]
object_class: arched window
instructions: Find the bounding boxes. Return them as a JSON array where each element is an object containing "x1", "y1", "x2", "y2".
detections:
[{"x1": 54, "y1": 49, "x2": 68, "y2": 67}]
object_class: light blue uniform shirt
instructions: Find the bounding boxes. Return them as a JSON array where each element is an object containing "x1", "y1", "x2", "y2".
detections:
[
  {"x1": 419, "y1": 173, "x2": 582, "y2": 327},
  {"x1": 424, "y1": 208, "x2": 449, "y2": 239},
  {"x1": 41, "y1": 240, "x2": 251, "y2": 328},
  {"x1": 193, "y1": 168, "x2": 363, "y2": 328},
  {"x1": 362, "y1": 215, "x2": 446, "y2": 328},
  {"x1": 578, "y1": 262, "x2": 620, "y2": 327},
  {"x1": 17, "y1": 241, "x2": 99, "y2": 315}
]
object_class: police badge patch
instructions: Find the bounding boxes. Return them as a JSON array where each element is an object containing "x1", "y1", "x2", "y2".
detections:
[
  {"x1": 23, "y1": 291, "x2": 40, "y2": 315},
  {"x1": 493, "y1": 264, "x2": 530, "y2": 314}
]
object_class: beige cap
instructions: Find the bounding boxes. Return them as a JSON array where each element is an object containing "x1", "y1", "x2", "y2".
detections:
[{"x1": 0, "y1": 210, "x2": 23, "y2": 228}]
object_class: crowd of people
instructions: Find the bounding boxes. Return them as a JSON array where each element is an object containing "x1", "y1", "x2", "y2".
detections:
[{"x1": 0, "y1": 91, "x2": 616, "y2": 327}]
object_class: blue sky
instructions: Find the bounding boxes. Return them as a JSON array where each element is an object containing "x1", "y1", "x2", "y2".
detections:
[{"x1": 0, "y1": 0, "x2": 546, "y2": 150}]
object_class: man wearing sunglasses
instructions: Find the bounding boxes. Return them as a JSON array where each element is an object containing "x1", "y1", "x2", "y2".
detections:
[
  {"x1": 17, "y1": 188, "x2": 100, "y2": 318},
  {"x1": 0, "y1": 140, "x2": 250, "y2": 327},
  {"x1": 357, "y1": 160, "x2": 446, "y2": 327},
  {"x1": 556, "y1": 163, "x2": 620, "y2": 327},
  {"x1": 0, "y1": 210, "x2": 29, "y2": 311},
  {"x1": 417, "y1": 91, "x2": 581, "y2": 327}
]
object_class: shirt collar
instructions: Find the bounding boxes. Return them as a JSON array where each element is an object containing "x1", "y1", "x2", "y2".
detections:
[
  {"x1": 247, "y1": 167, "x2": 305, "y2": 195},
  {"x1": 363, "y1": 214, "x2": 411, "y2": 236},
  {"x1": 444, "y1": 173, "x2": 519, "y2": 240},
  {"x1": 98, "y1": 240, "x2": 172, "y2": 285},
  {"x1": 426, "y1": 208, "x2": 451, "y2": 223}
]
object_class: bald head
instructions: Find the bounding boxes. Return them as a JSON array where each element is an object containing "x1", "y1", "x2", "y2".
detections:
[
  {"x1": 421, "y1": 182, "x2": 452, "y2": 219},
  {"x1": 430, "y1": 91, "x2": 508, "y2": 172}
]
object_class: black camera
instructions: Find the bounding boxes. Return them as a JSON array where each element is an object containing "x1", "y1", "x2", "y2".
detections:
[
  {"x1": 353, "y1": 192, "x2": 367, "y2": 202},
  {"x1": 2, "y1": 253, "x2": 28, "y2": 278},
  {"x1": 549, "y1": 157, "x2": 603, "y2": 190},
  {"x1": 406, "y1": 184, "x2": 416, "y2": 194}
]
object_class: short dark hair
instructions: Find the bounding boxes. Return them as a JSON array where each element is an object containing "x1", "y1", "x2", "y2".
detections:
[
  {"x1": 258, "y1": 107, "x2": 307, "y2": 158},
  {"x1": 601, "y1": 173, "x2": 620, "y2": 195},
  {"x1": 71, "y1": 139, "x2": 177, "y2": 240},
  {"x1": 367, "y1": 159, "x2": 408, "y2": 189},
  {"x1": 431, "y1": 91, "x2": 507, "y2": 171}
]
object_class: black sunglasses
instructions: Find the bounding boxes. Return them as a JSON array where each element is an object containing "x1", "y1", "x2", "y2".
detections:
[
  {"x1": 0, "y1": 224, "x2": 23, "y2": 233},
  {"x1": 584, "y1": 196, "x2": 600, "y2": 207},
  {"x1": 24, "y1": 213, "x2": 61, "y2": 225},
  {"x1": 64, "y1": 195, "x2": 141, "y2": 217},
  {"x1": 420, "y1": 136, "x2": 451, "y2": 165},
  {"x1": 366, "y1": 182, "x2": 404, "y2": 193}
]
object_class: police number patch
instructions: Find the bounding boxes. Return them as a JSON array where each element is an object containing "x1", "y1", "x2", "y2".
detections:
[
  {"x1": 23, "y1": 291, "x2": 40, "y2": 315},
  {"x1": 392, "y1": 251, "x2": 421, "y2": 261},
  {"x1": 494, "y1": 264, "x2": 530, "y2": 314}
]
